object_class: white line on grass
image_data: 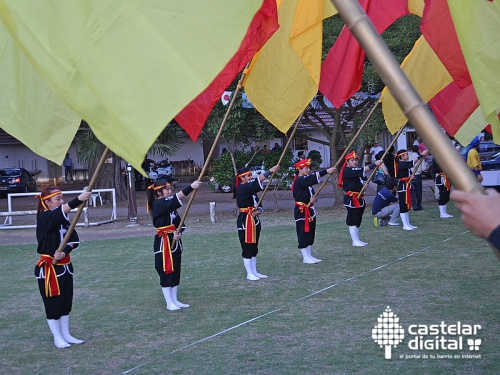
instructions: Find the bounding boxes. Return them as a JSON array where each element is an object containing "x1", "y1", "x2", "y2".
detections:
[{"x1": 122, "y1": 230, "x2": 470, "y2": 374}]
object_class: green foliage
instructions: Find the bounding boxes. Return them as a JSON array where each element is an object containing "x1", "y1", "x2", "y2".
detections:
[
  {"x1": 201, "y1": 89, "x2": 282, "y2": 151},
  {"x1": 307, "y1": 150, "x2": 323, "y2": 168},
  {"x1": 262, "y1": 148, "x2": 295, "y2": 189},
  {"x1": 149, "y1": 122, "x2": 187, "y2": 157},
  {"x1": 210, "y1": 150, "x2": 252, "y2": 188}
]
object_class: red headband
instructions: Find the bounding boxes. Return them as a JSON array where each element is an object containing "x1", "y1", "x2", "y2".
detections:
[
  {"x1": 345, "y1": 151, "x2": 358, "y2": 161},
  {"x1": 294, "y1": 158, "x2": 311, "y2": 170}
]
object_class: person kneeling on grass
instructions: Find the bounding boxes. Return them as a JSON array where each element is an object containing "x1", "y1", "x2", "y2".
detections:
[
  {"x1": 372, "y1": 178, "x2": 401, "y2": 227},
  {"x1": 35, "y1": 186, "x2": 91, "y2": 348},
  {"x1": 146, "y1": 176, "x2": 201, "y2": 311}
]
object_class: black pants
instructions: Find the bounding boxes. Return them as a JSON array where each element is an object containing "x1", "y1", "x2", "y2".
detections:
[
  {"x1": 36, "y1": 267, "x2": 73, "y2": 320},
  {"x1": 155, "y1": 248, "x2": 182, "y2": 287},
  {"x1": 296, "y1": 218, "x2": 316, "y2": 248},
  {"x1": 346, "y1": 206, "x2": 365, "y2": 227},
  {"x1": 238, "y1": 225, "x2": 261, "y2": 258},
  {"x1": 411, "y1": 175, "x2": 423, "y2": 209}
]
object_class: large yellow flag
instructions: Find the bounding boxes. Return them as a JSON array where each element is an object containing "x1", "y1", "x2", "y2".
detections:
[
  {"x1": 244, "y1": 0, "x2": 336, "y2": 134},
  {"x1": 380, "y1": 36, "x2": 453, "y2": 134},
  {"x1": 447, "y1": 0, "x2": 500, "y2": 144},
  {"x1": 0, "y1": 0, "x2": 262, "y2": 170},
  {"x1": 0, "y1": 27, "x2": 80, "y2": 163}
]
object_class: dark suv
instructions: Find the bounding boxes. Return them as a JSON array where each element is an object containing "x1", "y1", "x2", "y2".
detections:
[
  {"x1": 0, "y1": 168, "x2": 37, "y2": 197},
  {"x1": 478, "y1": 141, "x2": 500, "y2": 160}
]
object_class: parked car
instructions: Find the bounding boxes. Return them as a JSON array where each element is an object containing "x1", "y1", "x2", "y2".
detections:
[
  {"x1": 479, "y1": 141, "x2": 500, "y2": 160},
  {"x1": 0, "y1": 168, "x2": 37, "y2": 197},
  {"x1": 459, "y1": 140, "x2": 500, "y2": 160},
  {"x1": 480, "y1": 151, "x2": 500, "y2": 191}
]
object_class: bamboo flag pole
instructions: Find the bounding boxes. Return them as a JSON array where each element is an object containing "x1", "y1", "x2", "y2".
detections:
[
  {"x1": 409, "y1": 154, "x2": 426, "y2": 182},
  {"x1": 173, "y1": 63, "x2": 251, "y2": 244},
  {"x1": 307, "y1": 101, "x2": 379, "y2": 206},
  {"x1": 359, "y1": 126, "x2": 405, "y2": 196},
  {"x1": 53, "y1": 146, "x2": 110, "y2": 264},
  {"x1": 331, "y1": 0, "x2": 499, "y2": 261},
  {"x1": 255, "y1": 111, "x2": 304, "y2": 208},
  {"x1": 330, "y1": 0, "x2": 481, "y2": 194}
]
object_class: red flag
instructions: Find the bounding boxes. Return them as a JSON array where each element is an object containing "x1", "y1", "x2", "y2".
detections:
[
  {"x1": 175, "y1": 0, "x2": 278, "y2": 141},
  {"x1": 429, "y1": 81, "x2": 479, "y2": 137},
  {"x1": 319, "y1": 0, "x2": 412, "y2": 108},
  {"x1": 420, "y1": 0, "x2": 471, "y2": 88}
]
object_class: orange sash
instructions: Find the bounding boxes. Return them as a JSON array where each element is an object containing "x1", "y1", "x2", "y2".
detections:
[
  {"x1": 157, "y1": 225, "x2": 176, "y2": 275},
  {"x1": 295, "y1": 202, "x2": 313, "y2": 232},
  {"x1": 400, "y1": 177, "x2": 412, "y2": 210},
  {"x1": 345, "y1": 191, "x2": 364, "y2": 208},
  {"x1": 36, "y1": 254, "x2": 70, "y2": 297},
  {"x1": 239, "y1": 207, "x2": 257, "y2": 243},
  {"x1": 439, "y1": 173, "x2": 451, "y2": 191}
]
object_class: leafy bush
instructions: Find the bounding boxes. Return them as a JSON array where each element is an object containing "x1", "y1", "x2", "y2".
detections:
[
  {"x1": 307, "y1": 150, "x2": 323, "y2": 168},
  {"x1": 210, "y1": 150, "x2": 253, "y2": 188}
]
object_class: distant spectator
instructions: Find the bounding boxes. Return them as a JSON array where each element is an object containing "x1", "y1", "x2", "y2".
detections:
[
  {"x1": 413, "y1": 135, "x2": 421, "y2": 147},
  {"x1": 272, "y1": 143, "x2": 281, "y2": 153},
  {"x1": 369, "y1": 141, "x2": 383, "y2": 160},
  {"x1": 466, "y1": 138, "x2": 482, "y2": 183},
  {"x1": 418, "y1": 140, "x2": 428, "y2": 156},
  {"x1": 408, "y1": 145, "x2": 423, "y2": 211},
  {"x1": 63, "y1": 153, "x2": 73, "y2": 183},
  {"x1": 296, "y1": 151, "x2": 306, "y2": 162},
  {"x1": 262, "y1": 145, "x2": 270, "y2": 154}
]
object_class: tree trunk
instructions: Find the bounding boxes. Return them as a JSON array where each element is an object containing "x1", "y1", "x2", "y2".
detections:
[
  {"x1": 88, "y1": 151, "x2": 127, "y2": 201},
  {"x1": 333, "y1": 110, "x2": 344, "y2": 207}
]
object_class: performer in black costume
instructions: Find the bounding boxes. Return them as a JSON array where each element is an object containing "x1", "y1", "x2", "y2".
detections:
[
  {"x1": 234, "y1": 164, "x2": 279, "y2": 281},
  {"x1": 146, "y1": 176, "x2": 201, "y2": 311},
  {"x1": 338, "y1": 151, "x2": 382, "y2": 247},
  {"x1": 433, "y1": 161, "x2": 453, "y2": 219},
  {"x1": 35, "y1": 186, "x2": 91, "y2": 348},
  {"x1": 395, "y1": 148, "x2": 428, "y2": 230},
  {"x1": 292, "y1": 158, "x2": 335, "y2": 263}
]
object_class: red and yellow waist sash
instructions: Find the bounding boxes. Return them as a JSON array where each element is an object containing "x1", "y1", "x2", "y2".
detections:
[
  {"x1": 36, "y1": 254, "x2": 71, "y2": 297},
  {"x1": 239, "y1": 207, "x2": 257, "y2": 243},
  {"x1": 439, "y1": 173, "x2": 451, "y2": 191},
  {"x1": 295, "y1": 201, "x2": 313, "y2": 232},
  {"x1": 345, "y1": 191, "x2": 365, "y2": 208},
  {"x1": 157, "y1": 225, "x2": 176, "y2": 275},
  {"x1": 399, "y1": 177, "x2": 412, "y2": 209}
]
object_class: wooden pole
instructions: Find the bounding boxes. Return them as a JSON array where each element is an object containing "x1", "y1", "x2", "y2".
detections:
[
  {"x1": 173, "y1": 63, "x2": 251, "y2": 244},
  {"x1": 52, "y1": 147, "x2": 110, "y2": 264},
  {"x1": 255, "y1": 111, "x2": 304, "y2": 208},
  {"x1": 409, "y1": 155, "x2": 426, "y2": 182},
  {"x1": 330, "y1": 0, "x2": 498, "y2": 261},
  {"x1": 307, "y1": 101, "x2": 379, "y2": 206}
]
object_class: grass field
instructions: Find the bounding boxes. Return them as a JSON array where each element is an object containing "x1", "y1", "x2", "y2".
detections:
[{"x1": 1, "y1": 205, "x2": 498, "y2": 375}]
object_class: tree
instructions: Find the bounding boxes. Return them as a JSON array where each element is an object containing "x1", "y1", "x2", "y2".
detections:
[
  {"x1": 75, "y1": 121, "x2": 186, "y2": 201},
  {"x1": 294, "y1": 14, "x2": 421, "y2": 206},
  {"x1": 201, "y1": 89, "x2": 283, "y2": 175}
]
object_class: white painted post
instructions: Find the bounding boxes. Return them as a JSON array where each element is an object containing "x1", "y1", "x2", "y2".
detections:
[{"x1": 209, "y1": 202, "x2": 216, "y2": 223}]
